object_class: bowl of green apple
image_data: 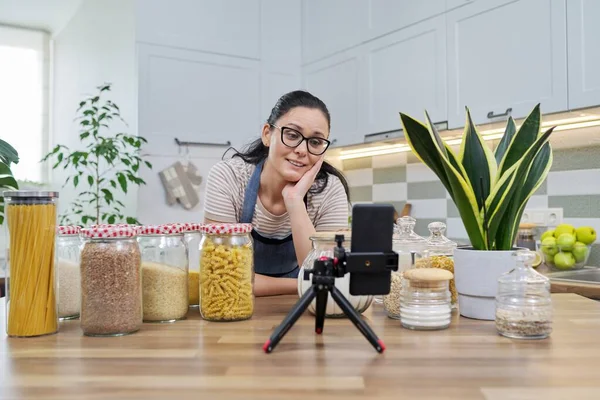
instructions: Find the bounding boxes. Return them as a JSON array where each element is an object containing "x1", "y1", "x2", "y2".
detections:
[{"x1": 539, "y1": 224, "x2": 597, "y2": 271}]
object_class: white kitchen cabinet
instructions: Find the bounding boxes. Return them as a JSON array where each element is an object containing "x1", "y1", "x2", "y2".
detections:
[
  {"x1": 567, "y1": 0, "x2": 600, "y2": 110},
  {"x1": 366, "y1": 0, "x2": 445, "y2": 40},
  {"x1": 446, "y1": 0, "x2": 568, "y2": 128},
  {"x1": 137, "y1": 44, "x2": 261, "y2": 154},
  {"x1": 445, "y1": 0, "x2": 476, "y2": 11},
  {"x1": 303, "y1": 48, "x2": 366, "y2": 147},
  {"x1": 366, "y1": 15, "x2": 447, "y2": 134},
  {"x1": 301, "y1": 0, "x2": 368, "y2": 65}
]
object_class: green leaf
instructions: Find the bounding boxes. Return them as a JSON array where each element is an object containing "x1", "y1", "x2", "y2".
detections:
[
  {"x1": 0, "y1": 138, "x2": 19, "y2": 165},
  {"x1": 0, "y1": 174, "x2": 18, "y2": 191},
  {"x1": 77, "y1": 101, "x2": 86, "y2": 111},
  {"x1": 117, "y1": 172, "x2": 127, "y2": 193},
  {"x1": 0, "y1": 161, "x2": 12, "y2": 176},
  {"x1": 494, "y1": 117, "x2": 516, "y2": 165},
  {"x1": 126, "y1": 217, "x2": 137, "y2": 224},
  {"x1": 81, "y1": 120, "x2": 90, "y2": 126},
  {"x1": 107, "y1": 215, "x2": 116, "y2": 224},
  {"x1": 458, "y1": 108, "x2": 498, "y2": 212},
  {"x1": 80, "y1": 132, "x2": 90, "y2": 140},
  {"x1": 144, "y1": 161, "x2": 152, "y2": 169},
  {"x1": 497, "y1": 104, "x2": 541, "y2": 178},
  {"x1": 88, "y1": 175, "x2": 94, "y2": 187},
  {"x1": 73, "y1": 175, "x2": 79, "y2": 187},
  {"x1": 132, "y1": 163, "x2": 139, "y2": 173},
  {"x1": 110, "y1": 180, "x2": 117, "y2": 189},
  {"x1": 485, "y1": 126, "x2": 555, "y2": 249},
  {"x1": 101, "y1": 188, "x2": 113, "y2": 204}
]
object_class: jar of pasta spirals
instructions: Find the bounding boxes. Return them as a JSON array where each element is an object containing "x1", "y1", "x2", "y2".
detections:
[
  {"x1": 199, "y1": 223, "x2": 254, "y2": 321},
  {"x1": 4, "y1": 190, "x2": 59, "y2": 338}
]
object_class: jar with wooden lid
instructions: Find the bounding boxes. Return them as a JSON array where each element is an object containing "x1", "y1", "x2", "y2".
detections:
[
  {"x1": 199, "y1": 223, "x2": 254, "y2": 321},
  {"x1": 297, "y1": 230, "x2": 373, "y2": 317},
  {"x1": 56, "y1": 225, "x2": 82, "y2": 321},
  {"x1": 400, "y1": 268, "x2": 453, "y2": 330},
  {"x1": 80, "y1": 225, "x2": 142, "y2": 336},
  {"x1": 495, "y1": 250, "x2": 552, "y2": 339},
  {"x1": 137, "y1": 224, "x2": 188, "y2": 323}
]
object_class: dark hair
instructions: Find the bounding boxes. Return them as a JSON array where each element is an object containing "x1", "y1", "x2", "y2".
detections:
[{"x1": 225, "y1": 90, "x2": 350, "y2": 201}]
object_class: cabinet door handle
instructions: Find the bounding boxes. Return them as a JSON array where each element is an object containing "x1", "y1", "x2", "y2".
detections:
[{"x1": 487, "y1": 108, "x2": 512, "y2": 119}]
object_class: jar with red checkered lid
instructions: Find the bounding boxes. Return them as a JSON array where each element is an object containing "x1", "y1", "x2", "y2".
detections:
[
  {"x1": 136, "y1": 224, "x2": 188, "y2": 323},
  {"x1": 80, "y1": 224, "x2": 142, "y2": 336},
  {"x1": 179, "y1": 223, "x2": 203, "y2": 308},
  {"x1": 199, "y1": 223, "x2": 254, "y2": 321},
  {"x1": 56, "y1": 225, "x2": 82, "y2": 320}
]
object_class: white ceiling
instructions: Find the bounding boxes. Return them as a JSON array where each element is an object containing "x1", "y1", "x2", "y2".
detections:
[{"x1": 0, "y1": 0, "x2": 83, "y2": 33}]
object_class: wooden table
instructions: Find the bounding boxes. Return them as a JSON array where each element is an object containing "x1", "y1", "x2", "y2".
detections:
[{"x1": 2, "y1": 294, "x2": 600, "y2": 400}]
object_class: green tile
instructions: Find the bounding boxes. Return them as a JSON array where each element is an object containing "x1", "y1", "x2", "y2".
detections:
[
  {"x1": 587, "y1": 243, "x2": 600, "y2": 267},
  {"x1": 548, "y1": 195, "x2": 600, "y2": 218},
  {"x1": 534, "y1": 178, "x2": 547, "y2": 195},
  {"x1": 550, "y1": 145, "x2": 600, "y2": 171},
  {"x1": 342, "y1": 157, "x2": 372, "y2": 171},
  {"x1": 349, "y1": 186, "x2": 372, "y2": 202},
  {"x1": 413, "y1": 218, "x2": 443, "y2": 237},
  {"x1": 373, "y1": 166, "x2": 406, "y2": 184},
  {"x1": 407, "y1": 181, "x2": 446, "y2": 200},
  {"x1": 447, "y1": 199, "x2": 460, "y2": 218}
]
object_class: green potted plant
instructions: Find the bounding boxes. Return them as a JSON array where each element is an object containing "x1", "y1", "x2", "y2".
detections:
[
  {"x1": 42, "y1": 83, "x2": 152, "y2": 226},
  {"x1": 0, "y1": 139, "x2": 19, "y2": 225},
  {"x1": 399, "y1": 105, "x2": 555, "y2": 320}
]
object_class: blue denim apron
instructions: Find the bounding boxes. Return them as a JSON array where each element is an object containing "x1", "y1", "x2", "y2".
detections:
[{"x1": 240, "y1": 160, "x2": 300, "y2": 278}]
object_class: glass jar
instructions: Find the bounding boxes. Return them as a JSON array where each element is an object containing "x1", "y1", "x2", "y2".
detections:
[
  {"x1": 4, "y1": 191, "x2": 59, "y2": 337},
  {"x1": 199, "y1": 223, "x2": 254, "y2": 321},
  {"x1": 516, "y1": 223, "x2": 537, "y2": 251},
  {"x1": 383, "y1": 216, "x2": 427, "y2": 319},
  {"x1": 400, "y1": 268, "x2": 453, "y2": 330},
  {"x1": 137, "y1": 224, "x2": 188, "y2": 323},
  {"x1": 80, "y1": 225, "x2": 142, "y2": 336},
  {"x1": 495, "y1": 250, "x2": 553, "y2": 339},
  {"x1": 297, "y1": 231, "x2": 373, "y2": 318},
  {"x1": 418, "y1": 222, "x2": 458, "y2": 309},
  {"x1": 182, "y1": 223, "x2": 202, "y2": 308},
  {"x1": 56, "y1": 225, "x2": 82, "y2": 320}
]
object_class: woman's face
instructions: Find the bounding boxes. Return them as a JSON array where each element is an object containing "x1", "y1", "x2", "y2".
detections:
[{"x1": 262, "y1": 107, "x2": 330, "y2": 183}]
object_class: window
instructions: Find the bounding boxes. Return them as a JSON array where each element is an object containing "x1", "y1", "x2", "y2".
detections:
[{"x1": 0, "y1": 25, "x2": 49, "y2": 183}]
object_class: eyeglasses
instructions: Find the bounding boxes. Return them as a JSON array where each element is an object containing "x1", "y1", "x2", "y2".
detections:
[{"x1": 270, "y1": 124, "x2": 331, "y2": 156}]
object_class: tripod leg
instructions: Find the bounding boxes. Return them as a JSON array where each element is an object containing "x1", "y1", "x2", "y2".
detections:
[
  {"x1": 330, "y1": 285, "x2": 386, "y2": 353},
  {"x1": 314, "y1": 289, "x2": 328, "y2": 334},
  {"x1": 263, "y1": 285, "x2": 318, "y2": 353}
]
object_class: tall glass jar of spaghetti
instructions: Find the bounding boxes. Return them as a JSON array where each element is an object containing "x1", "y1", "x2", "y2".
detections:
[
  {"x1": 3, "y1": 190, "x2": 59, "y2": 337},
  {"x1": 199, "y1": 223, "x2": 254, "y2": 321}
]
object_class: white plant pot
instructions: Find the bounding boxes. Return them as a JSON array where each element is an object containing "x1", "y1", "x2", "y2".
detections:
[{"x1": 453, "y1": 247, "x2": 517, "y2": 320}]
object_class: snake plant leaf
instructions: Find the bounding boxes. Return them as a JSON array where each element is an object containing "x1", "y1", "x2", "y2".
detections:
[
  {"x1": 485, "y1": 126, "x2": 555, "y2": 249},
  {"x1": 0, "y1": 138, "x2": 19, "y2": 166},
  {"x1": 497, "y1": 104, "x2": 541, "y2": 178},
  {"x1": 401, "y1": 113, "x2": 485, "y2": 249},
  {"x1": 494, "y1": 116, "x2": 516, "y2": 166},
  {"x1": 495, "y1": 141, "x2": 553, "y2": 249},
  {"x1": 458, "y1": 108, "x2": 498, "y2": 212}
]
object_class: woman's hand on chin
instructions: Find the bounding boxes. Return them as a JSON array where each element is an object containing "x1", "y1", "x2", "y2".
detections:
[{"x1": 282, "y1": 157, "x2": 323, "y2": 209}]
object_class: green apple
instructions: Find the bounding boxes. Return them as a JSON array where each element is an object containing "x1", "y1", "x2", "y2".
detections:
[
  {"x1": 541, "y1": 237, "x2": 558, "y2": 257},
  {"x1": 575, "y1": 226, "x2": 597, "y2": 245},
  {"x1": 572, "y1": 241, "x2": 589, "y2": 263},
  {"x1": 554, "y1": 223, "x2": 576, "y2": 238},
  {"x1": 554, "y1": 252, "x2": 576, "y2": 270},
  {"x1": 556, "y1": 233, "x2": 576, "y2": 251},
  {"x1": 541, "y1": 229, "x2": 555, "y2": 241}
]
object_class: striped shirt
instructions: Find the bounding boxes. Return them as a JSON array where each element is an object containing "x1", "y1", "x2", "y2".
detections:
[{"x1": 204, "y1": 157, "x2": 349, "y2": 239}]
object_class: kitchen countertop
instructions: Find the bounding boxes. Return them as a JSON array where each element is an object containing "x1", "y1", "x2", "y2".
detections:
[{"x1": 1, "y1": 295, "x2": 600, "y2": 399}]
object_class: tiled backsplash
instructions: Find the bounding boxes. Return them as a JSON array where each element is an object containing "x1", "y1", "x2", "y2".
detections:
[{"x1": 340, "y1": 145, "x2": 600, "y2": 267}]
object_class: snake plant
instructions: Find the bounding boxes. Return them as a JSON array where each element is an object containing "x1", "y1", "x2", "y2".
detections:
[
  {"x1": 0, "y1": 138, "x2": 19, "y2": 224},
  {"x1": 399, "y1": 104, "x2": 555, "y2": 250}
]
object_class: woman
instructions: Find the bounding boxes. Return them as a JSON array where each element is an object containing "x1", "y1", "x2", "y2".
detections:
[{"x1": 203, "y1": 90, "x2": 350, "y2": 297}]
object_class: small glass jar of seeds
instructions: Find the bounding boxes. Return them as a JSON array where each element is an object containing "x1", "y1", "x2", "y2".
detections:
[
  {"x1": 199, "y1": 223, "x2": 254, "y2": 321},
  {"x1": 137, "y1": 224, "x2": 188, "y2": 323},
  {"x1": 182, "y1": 223, "x2": 202, "y2": 308},
  {"x1": 495, "y1": 250, "x2": 553, "y2": 340},
  {"x1": 418, "y1": 222, "x2": 458, "y2": 309},
  {"x1": 80, "y1": 225, "x2": 142, "y2": 337}
]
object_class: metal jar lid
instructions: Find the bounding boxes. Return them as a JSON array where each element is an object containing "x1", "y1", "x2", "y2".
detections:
[{"x1": 2, "y1": 190, "x2": 59, "y2": 198}]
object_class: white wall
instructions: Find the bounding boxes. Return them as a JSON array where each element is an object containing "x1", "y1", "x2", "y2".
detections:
[
  {"x1": 50, "y1": 0, "x2": 137, "y2": 222},
  {"x1": 135, "y1": 0, "x2": 302, "y2": 225}
]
